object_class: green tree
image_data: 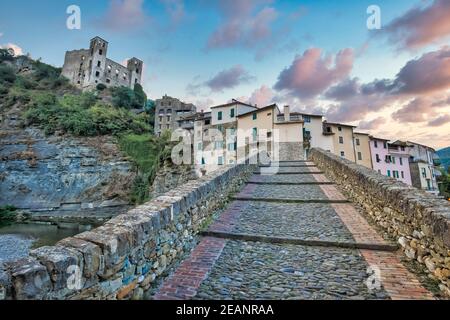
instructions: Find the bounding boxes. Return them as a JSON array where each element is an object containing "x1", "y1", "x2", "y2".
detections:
[
  {"x1": 0, "y1": 48, "x2": 14, "y2": 63},
  {"x1": 133, "y1": 83, "x2": 147, "y2": 108},
  {"x1": 111, "y1": 86, "x2": 136, "y2": 109},
  {"x1": 0, "y1": 65, "x2": 16, "y2": 84}
]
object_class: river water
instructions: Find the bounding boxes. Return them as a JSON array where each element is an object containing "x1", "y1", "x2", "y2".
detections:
[{"x1": 0, "y1": 223, "x2": 94, "y2": 263}]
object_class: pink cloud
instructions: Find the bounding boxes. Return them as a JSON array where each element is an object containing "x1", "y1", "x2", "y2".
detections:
[
  {"x1": 393, "y1": 46, "x2": 450, "y2": 94},
  {"x1": 428, "y1": 114, "x2": 450, "y2": 127},
  {"x1": 100, "y1": 0, "x2": 149, "y2": 32},
  {"x1": 324, "y1": 46, "x2": 450, "y2": 123},
  {"x1": 207, "y1": 0, "x2": 278, "y2": 50},
  {"x1": 383, "y1": 0, "x2": 450, "y2": 50},
  {"x1": 392, "y1": 98, "x2": 438, "y2": 123},
  {"x1": 187, "y1": 65, "x2": 255, "y2": 94},
  {"x1": 358, "y1": 117, "x2": 386, "y2": 130},
  {"x1": 0, "y1": 43, "x2": 23, "y2": 56},
  {"x1": 274, "y1": 48, "x2": 354, "y2": 99},
  {"x1": 249, "y1": 85, "x2": 274, "y2": 107},
  {"x1": 205, "y1": 65, "x2": 254, "y2": 92}
]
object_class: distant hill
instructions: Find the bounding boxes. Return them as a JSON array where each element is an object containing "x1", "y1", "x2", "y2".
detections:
[{"x1": 437, "y1": 147, "x2": 450, "y2": 172}]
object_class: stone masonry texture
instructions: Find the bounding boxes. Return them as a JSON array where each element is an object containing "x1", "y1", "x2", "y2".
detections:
[
  {"x1": 0, "y1": 163, "x2": 256, "y2": 300},
  {"x1": 153, "y1": 160, "x2": 433, "y2": 300},
  {"x1": 310, "y1": 148, "x2": 450, "y2": 297}
]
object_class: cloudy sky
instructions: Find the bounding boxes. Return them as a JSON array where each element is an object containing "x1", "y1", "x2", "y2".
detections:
[{"x1": 0, "y1": 0, "x2": 449, "y2": 149}]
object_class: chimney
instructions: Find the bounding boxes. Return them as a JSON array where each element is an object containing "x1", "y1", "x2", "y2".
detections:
[{"x1": 284, "y1": 105, "x2": 290, "y2": 122}]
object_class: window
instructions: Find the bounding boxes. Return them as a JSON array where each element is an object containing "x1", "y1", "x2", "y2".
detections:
[
  {"x1": 230, "y1": 108, "x2": 235, "y2": 118},
  {"x1": 167, "y1": 116, "x2": 171, "y2": 122},
  {"x1": 374, "y1": 141, "x2": 378, "y2": 148},
  {"x1": 383, "y1": 142, "x2": 387, "y2": 149},
  {"x1": 228, "y1": 143, "x2": 236, "y2": 151},
  {"x1": 357, "y1": 152, "x2": 362, "y2": 161},
  {"x1": 215, "y1": 141, "x2": 224, "y2": 150},
  {"x1": 198, "y1": 143, "x2": 203, "y2": 150},
  {"x1": 304, "y1": 130, "x2": 311, "y2": 139},
  {"x1": 376, "y1": 154, "x2": 380, "y2": 163},
  {"x1": 218, "y1": 156, "x2": 224, "y2": 166},
  {"x1": 201, "y1": 158, "x2": 205, "y2": 165},
  {"x1": 99, "y1": 49, "x2": 103, "y2": 55},
  {"x1": 338, "y1": 126, "x2": 342, "y2": 131},
  {"x1": 167, "y1": 109, "x2": 172, "y2": 114},
  {"x1": 356, "y1": 138, "x2": 360, "y2": 146},
  {"x1": 426, "y1": 179, "x2": 431, "y2": 190},
  {"x1": 340, "y1": 151, "x2": 345, "y2": 157},
  {"x1": 106, "y1": 79, "x2": 110, "y2": 83},
  {"x1": 401, "y1": 171, "x2": 404, "y2": 179},
  {"x1": 393, "y1": 171, "x2": 399, "y2": 179},
  {"x1": 218, "y1": 111, "x2": 223, "y2": 121},
  {"x1": 135, "y1": 79, "x2": 138, "y2": 84},
  {"x1": 159, "y1": 116, "x2": 163, "y2": 122},
  {"x1": 392, "y1": 157, "x2": 396, "y2": 164},
  {"x1": 387, "y1": 170, "x2": 391, "y2": 177},
  {"x1": 400, "y1": 157, "x2": 403, "y2": 166},
  {"x1": 422, "y1": 168, "x2": 427, "y2": 178},
  {"x1": 97, "y1": 61, "x2": 101, "y2": 67},
  {"x1": 252, "y1": 128, "x2": 258, "y2": 142},
  {"x1": 95, "y1": 71, "x2": 100, "y2": 77},
  {"x1": 253, "y1": 112, "x2": 257, "y2": 120},
  {"x1": 339, "y1": 136, "x2": 344, "y2": 144},
  {"x1": 401, "y1": 146, "x2": 405, "y2": 151},
  {"x1": 303, "y1": 115, "x2": 311, "y2": 123},
  {"x1": 205, "y1": 119, "x2": 211, "y2": 125},
  {"x1": 136, "y1": 68, "x2": 139, "y2": 74},
  {"x1": 267, "y1": 131, "x2": 272, "y2": 138}
]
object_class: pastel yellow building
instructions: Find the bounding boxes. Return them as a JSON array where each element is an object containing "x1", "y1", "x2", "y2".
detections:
[
  {"x1": 322, "y1": 122, "x2": 356, "y2": 162},
  {"x1": 354, "y1": 132, "x2": 373, "y2": 168}
]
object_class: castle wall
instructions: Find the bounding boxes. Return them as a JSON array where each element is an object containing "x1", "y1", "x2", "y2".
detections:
[{"x1": 61, "y1": 38, "x2": 142, "y2": 91}]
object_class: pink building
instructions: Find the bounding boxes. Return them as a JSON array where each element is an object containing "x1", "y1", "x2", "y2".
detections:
[{"x1": 369, "y1": 138, "x2": 412, "y2": 186}]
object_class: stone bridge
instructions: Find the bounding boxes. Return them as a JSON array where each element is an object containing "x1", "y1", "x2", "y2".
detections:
[{"x1": 1, "y1": 149, "x2": 449, "y2": 300}]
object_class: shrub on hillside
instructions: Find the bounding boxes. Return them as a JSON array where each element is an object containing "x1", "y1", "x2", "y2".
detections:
[
  {"x1": 0, "y1": 65, "x2": 16, "y2": 85},
  {"x1": 96, "y1": 83, "x2": 107, "y2": 91},
  {"x1": 0, "y1": 48, "x2": 14, "y2": 63},
  {"x1": 111, "y1": 85, "x2": 147, "y2": 109},
  {"x1": 15, "y1": 75, "x2": 38, "y2": 90},
  {"x1": 0, "y1": 84, "x2": 8, "y2": 95},
  {"x1": 133, "y1": 83, "x2": 147, "y2": 107},
  {"x1": 24, "y1": 93, "x2": 150, "y2": 136}
]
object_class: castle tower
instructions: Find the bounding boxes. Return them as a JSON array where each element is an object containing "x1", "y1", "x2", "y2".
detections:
[
  {"x1": 127, "y1": 57, "x2": 143, "y2": 88},
  {"x1": 88, "y1": 36, "x2": 108, "y2": 86}
]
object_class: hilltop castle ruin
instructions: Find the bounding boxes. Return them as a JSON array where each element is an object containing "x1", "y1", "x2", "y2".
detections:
[{"x1": 61, "y1": 36, "x2": 143, "y2": 91}]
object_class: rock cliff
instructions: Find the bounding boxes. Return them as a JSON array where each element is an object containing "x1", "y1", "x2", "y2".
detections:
[{"x1": 0, "y1": 104, "x2": 134, "y2": 222}]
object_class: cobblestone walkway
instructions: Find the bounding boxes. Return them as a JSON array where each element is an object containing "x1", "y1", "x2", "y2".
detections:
[{"x1": 154, "y1": 161, "x2": 434, "y2": 300}]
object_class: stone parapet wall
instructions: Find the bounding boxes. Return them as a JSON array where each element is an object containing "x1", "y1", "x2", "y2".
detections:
[
  {"x1": 0, "y1": 163, "x2": 255, "y2": 300},
  {"x1": 309, "y1": 148, "x2": 450, "y2": 296},
  {"x1": 278, "y1": 142, "x2": 304, "y2": 161}
]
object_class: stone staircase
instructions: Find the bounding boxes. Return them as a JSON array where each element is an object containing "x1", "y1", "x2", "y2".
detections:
[{"x1": 153, "y1": 161, "x2": 434, "y2": 300}]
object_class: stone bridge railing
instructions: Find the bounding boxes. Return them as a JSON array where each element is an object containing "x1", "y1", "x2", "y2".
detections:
[
  {"x1": 310, "y1": 148, "x2": 450, "y2": 296},
  {"x1": 0, "y1": 163, "x2": 255, "y2": 300}
]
